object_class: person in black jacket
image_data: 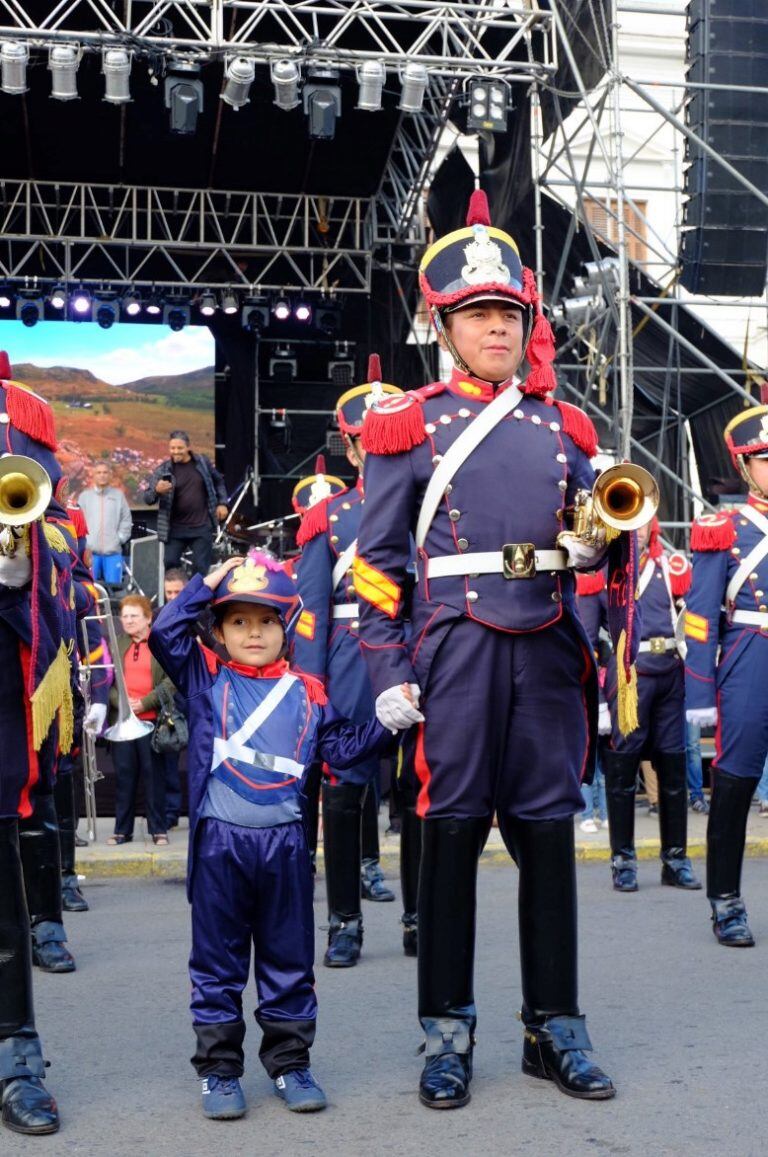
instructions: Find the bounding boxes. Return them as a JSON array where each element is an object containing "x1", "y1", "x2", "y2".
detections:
[{"x1": 144, "y1": 431, "x2": 228, "y2": 576}]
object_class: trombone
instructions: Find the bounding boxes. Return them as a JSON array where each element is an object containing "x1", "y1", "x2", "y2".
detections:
[{"x1": 78, "y1": 583, "x2": 153, "y2": 840}]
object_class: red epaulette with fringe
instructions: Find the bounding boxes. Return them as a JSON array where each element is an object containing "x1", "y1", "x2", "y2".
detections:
[
  {"x1": 296, "y1": 494, "x2": 333, "y2": 547},
  {"x1": 292, "y1": 669, "x2": 328, "y2": 706},
  {"x1": 668, "y1": 552, "x2": 692, "y2": 597},
  {"x1": 361, "y1": 392, "x2": 428, "y2": 455},
  {"x1": 690, "y1": 513, "x2": 736, "y2": 552},
  {"x1": 67, "y1": 504, "x2": 88, "y2": 541},
  {"x1": 2, "y1": 380, "x2": 57, "y2": 450},
  {"x1": 549, "y1": 399, "x2": 599, "y2": 458},
  {"x1": 575, "y1": 570, "x2": 606, "y2": 596}
]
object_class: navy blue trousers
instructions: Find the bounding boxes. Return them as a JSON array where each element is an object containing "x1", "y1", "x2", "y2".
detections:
[
  {"x1": 189, "y1": 818, "x2": 316, "y2": 1079},
  {"x1": 411, "y1": 616, "x2": 591, "y2": 820},
  {"x1": 606, "y1": 658, "x2": 686, "y2": 756}
]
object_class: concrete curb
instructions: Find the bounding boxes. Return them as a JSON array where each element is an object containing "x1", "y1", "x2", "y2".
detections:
[{"x1": 74, "y1": 835, "x2": 768, "y2": 882}]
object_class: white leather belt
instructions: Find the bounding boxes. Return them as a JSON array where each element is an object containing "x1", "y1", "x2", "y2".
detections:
[
  {"x1": 731, "y1": 610, "x2": 768, "y2": 628},
  {"x1": 332, "y1": 604, "x2": 360, "y2": 619},
  {"x1": 638, "y1": 637, "x2": 677, "y2": 654},
  {"x1": 425, "y1": 547, "x2": 568, "y2": 581}
]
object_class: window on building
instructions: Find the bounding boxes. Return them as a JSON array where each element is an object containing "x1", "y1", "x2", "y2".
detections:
[{"x1": 583, "y1": 198, "x2": 649, "y2": 265}]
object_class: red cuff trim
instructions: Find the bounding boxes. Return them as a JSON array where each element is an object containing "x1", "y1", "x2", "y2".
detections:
[{"x1": 575, "y1": 570, "x2": 606, "y2": 596}]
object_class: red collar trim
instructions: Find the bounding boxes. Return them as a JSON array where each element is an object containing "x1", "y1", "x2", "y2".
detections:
[
  {"x1": 446, "y1": 367, "x2": 518, "y2": 402},
  {"x1": 201, "y1": 647, "x2": 289, "y2": 680},
  {"x1": 748, "y1": 495, "x2": 768, "y2": 513}
]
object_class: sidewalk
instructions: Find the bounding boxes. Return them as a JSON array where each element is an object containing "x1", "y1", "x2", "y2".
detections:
[{"x1": 74, "y1": 804, "x2": 768, "y2": 881}]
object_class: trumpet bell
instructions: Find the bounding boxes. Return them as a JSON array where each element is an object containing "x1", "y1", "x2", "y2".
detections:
[
  {"x1": 593, "y1": 463, "x2": 660, "y2": 533},
  {"x1": 104, "y1": 715, "x2": 153, "y2": 742},
  {"x1": 0, "y1": 454, "x2": 52, "y2": 526}
]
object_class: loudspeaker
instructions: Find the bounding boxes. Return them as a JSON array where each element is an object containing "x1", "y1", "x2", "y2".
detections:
[
  {"x1": 680, "y1": 0, "x2": 768, "y2": 296},
  {"x1": 128, "y1": 535, "x2": 162, "y2": 602}
]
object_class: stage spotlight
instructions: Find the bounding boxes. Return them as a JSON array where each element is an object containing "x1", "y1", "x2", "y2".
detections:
[
  {"x1": 316, "y1": 303, "x2": 341, "y2": 336},
  {"x1": 242, "y1": 302, "x2": 270, "y2": 335},
  {"x1": 269, "y1": 347, "x2": 297, "y2": 383},
  {"x1": 583, "y1": 257, "x2": 621, "y2": 292},
  {"x1": 164, "y1": 303, "x2": 190, "y2": 331},
  {"x1": 198, "y1": 291, "x2": 216, "y2": 317},
  {"x1": 145, "y1": 295, "x2": 162, "y2": 316},
  {"x1": 357, "y1": 61, "x2": 385, "y2": 111},
  {"x1": 399, "y1": 62, "x2": 428, "y2": 113},
  {"x1": 221, "y1": 56, "x2": 255, "y2": 109},
  {"x1": 72, "y1": 287, "x2": 91, "y2": 315},
  {"x1": 17, "y1": 298, "x2": 43, "y2": 327},
  {"x1": 103, "y1": 48, "x2": 131, "y2": 104},
  {"x1": 49, "y1": 285, "x2": 66, "y2": 311},
  {"x1": 273, "y1": 295, "x2": 291, "y2": 322},
  {"x1": 221, "y1": 291, "x2": 238, "y2": 315},
  {"x1": 49, "y1": 45, "x2": 79, "y2": 102},
  {"x1": 165, "y1": 60, "x2": 203, "y2": 135},
  {"x1": 294, "y1": 300, "x2": 312, "y2": 323},
  {"x1": 0, "y1": 288, "x2": 12, "y2": 309},
  {"x1": 94, "y1": 299, "x2": 118, "y2": 329},
  {"x1": 466, "y1": 78, "x2": 509, "y2": 133},
  {"x1": 122, "y1": 290, "x2": 141, "y2": 317},
  {"x1": 304, "y1": 67, "x2": 341, "y2": 140},
  {"x1": 328, "y1": 358, "x2": 354, "y2": 387},
  {"x1": 271, "y1": 60, "x2": 301, "y2": 111},
  {"x1": 1, "y1": 42, "x2": 28, "y2": 95}
]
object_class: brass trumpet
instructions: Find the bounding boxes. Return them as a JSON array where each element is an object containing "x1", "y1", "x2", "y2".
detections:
[
  {"x1": 0, "y1": 454, "x2": 52, "y2": 556},
  {"x1": 565, "y1": 463, "x2": 660, "y2": 546}
]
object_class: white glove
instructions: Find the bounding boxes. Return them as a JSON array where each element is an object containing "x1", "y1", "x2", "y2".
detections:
[
  {"x1": 558, "y1": 532, "x2": 606, "y2": 570},
  {"x1": 0, "y1": 547, "x2": 32, "y2": 588},
  {"x1": 83, "y1": 702, "x2": 108, "y2": 736},
  {"x1": 375, "y1": 683, "x2": 425, "y2": 732},
  {"x1": 686, "y1": 706, "x2": 718, "y2": 728},
  {"x1": 598, "y1": 702, "x2": 612, "y2": 735}
]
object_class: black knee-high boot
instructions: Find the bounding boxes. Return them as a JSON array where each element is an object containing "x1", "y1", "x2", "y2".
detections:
[
  {"x1": 418, "y1": 817, "x2": 488, "y2": 1110},
  {"x1": 19, "y1": 795, "x2": 75, "y2": 974},
  {"x1": 500, "y1": 816, "x2": 615, "y2": 1100},
  {"x1": 0, "y1": 819, "x2": 59, "y2": 1136},
  {"x1": 322, "y1": 781, "x2": 365, "y2": 967},
  {"x1": 360, "y1": 783, "x2": 395, "y2": 902},
  {"x1": 707, "y1": 770, "x2": 758, "y2": 947},
  {"x1": 53, "y1": 772, "x2": 88, "y2": 912},
  {"x1": 654, "y1": 750, "x2": 701, "y2": 889},
  {"x1": 603, "y1": 751, "x2": 640, "y2": 891},
  {"x1": 400, "y1": 805, "x2": 422, "y2": 957}
]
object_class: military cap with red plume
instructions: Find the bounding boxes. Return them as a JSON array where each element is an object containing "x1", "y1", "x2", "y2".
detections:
[
  {"x1": 336, "y1": 352, "x2": 403, "y2": 438},
  {"x1": 291, "y1": 453, "x2": 346, "y2": 515},
  {"x1": 418, "y1": 189, "x2": 557, "y2": 397}
]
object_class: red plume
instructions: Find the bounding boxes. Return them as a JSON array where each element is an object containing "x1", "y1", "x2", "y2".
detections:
[
  {"x1": 367, "y1": 353, "x2": 382, "y2": 383},
  {"x1": 466, "y1": 189, "x2": 491, "y2": 227},
  {"x1": 0, "y1": 351, "x2": 11, "y2": 379},
  {"x1": 314, "y1": 454, "x2": 326, "y2": 473},
  {"x1": 760, "y1": 381, "x2": 768, "y2": 405}
]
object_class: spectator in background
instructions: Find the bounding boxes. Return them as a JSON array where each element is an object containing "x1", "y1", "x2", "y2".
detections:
[
  {"x1": 78, "y1": 462, "x2": 133, "y2": 586},
  {"x1": 144, "y1": 431, "x2": 228, "y2": 577},
  {"x1": 159, "y1": 569, "x2": 190, "y2": 830},
  {"x1": 106, "y1": 595, "x2": 175, "y2": 846}
]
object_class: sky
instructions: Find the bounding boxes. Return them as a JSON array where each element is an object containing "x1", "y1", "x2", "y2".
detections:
[{"x1": 0, "y1": 320, "x2": 215, "y2": 385}]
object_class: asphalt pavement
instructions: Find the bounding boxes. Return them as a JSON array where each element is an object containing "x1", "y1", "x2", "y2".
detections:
[{"x1": 6, "y1": 856, "x2": 768, "y2": 1157}]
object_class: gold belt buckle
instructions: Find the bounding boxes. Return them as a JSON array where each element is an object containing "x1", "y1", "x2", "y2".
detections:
[
  {"x1": 502, "y1": 543, "x2": 536, "y2": 580},
  {"x1": 649, "y1": 636, "x2": 666, "y2": 655}
]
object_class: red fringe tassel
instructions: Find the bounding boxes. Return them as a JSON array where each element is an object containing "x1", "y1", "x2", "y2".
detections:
[
  {"x1": 575, "y1": 571, "x2": 606, "y2": 596},
  {"x1": 296, "y1": 498, "x2": 330, "y2": 547},
  {"x1": 668, "y1": 557, "x2": 692, "y2": 598},
  {"x1": 690, "y1": 516, "x2": 736, "y2": 552},
  {"x1": 361, "y1": 398, "x2": 427, "y2": 456},
  {"x1": 552, "y1": 400, "x2": 599, "y2": 458},
  {"x1": 297, "y1": 672, "x2": 328, "y2": 706},
  {"x1": 67, "y1": 506, "x2": 89, "y2": 541},
  {"x1": 5, "y1": 383, "x2": 57, "y2": 450}
]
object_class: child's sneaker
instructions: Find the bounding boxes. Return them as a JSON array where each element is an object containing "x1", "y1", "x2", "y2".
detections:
[
  {"x1": 201, "y1": 1075, "x2": 246, "y2": 1119},
  {"x1": 274, "y1": 1069, "x2": 327, "y2": 1113}
]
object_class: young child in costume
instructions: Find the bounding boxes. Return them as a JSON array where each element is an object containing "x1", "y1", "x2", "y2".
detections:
[{"x1": 149, "y1": 550, "x2": 391, "y2": 1119}]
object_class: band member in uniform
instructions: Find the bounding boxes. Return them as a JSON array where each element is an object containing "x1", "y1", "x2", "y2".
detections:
[
  {"x1": 603, "y1": 517, "x2": 700, "y2": 892},
  {"x1": 684, "y1": 400, "x2": 768, "y2": 946},
  {"x1": 356, "y1": 192, "x2": 640, "y2": 1107},
  {"x1": 290, "y1": 459, "x2": 346, "y2": 875},
  {"x1": 292, "y1": 362, "x2": 403, "y2": 966},
  {"x1": 0, "y1": 354, "x2": 85, "y2": 1135}
]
